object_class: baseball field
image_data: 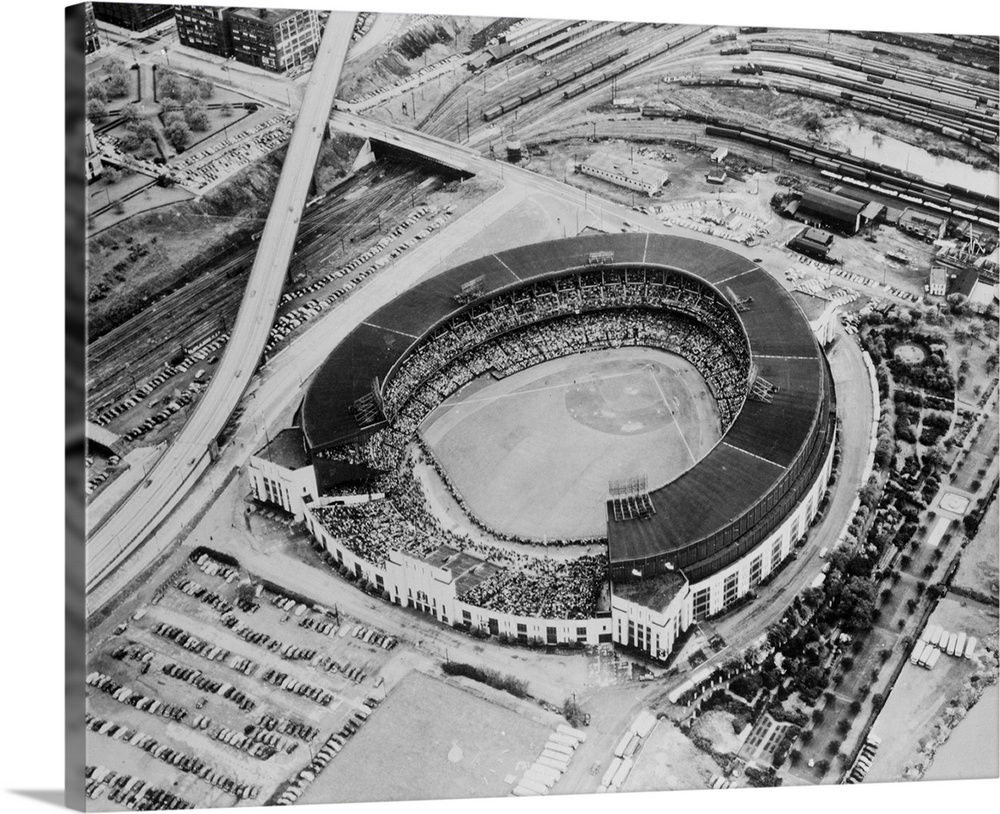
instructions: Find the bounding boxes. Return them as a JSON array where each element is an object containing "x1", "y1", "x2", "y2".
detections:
[{"x1": 421, "y1": 347, "x2": 721, "y2": 540}]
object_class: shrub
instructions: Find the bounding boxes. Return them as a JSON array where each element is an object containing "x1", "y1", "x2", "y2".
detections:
[{"x1": 441, "y1": 661, "x2": 528, "y2": 698}]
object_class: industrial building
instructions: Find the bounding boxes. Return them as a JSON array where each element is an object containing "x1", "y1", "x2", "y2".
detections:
[
  {"x1": 791, "y1": 187, "x2": 869, "y2": 235},
  {"x1": 899, "y1": 207, "x2": 948, "y2": 241},
  {"x1": 579, "y1": 152, "x2": 669, "y2": 197},
  {"x1": 226, "y1": 7, "x2": 321, "y2": 73},
  {"x1": 788, "y1": 226, "x2": 835, "y2": 261},
  {"x1": 91, "y1": 3, "x2": 174, "y2": 32},
  {"x1": 174, "y1": 4, "x2": 232, "y2": 58}
]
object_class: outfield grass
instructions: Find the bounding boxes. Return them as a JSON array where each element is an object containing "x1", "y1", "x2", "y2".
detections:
[{"x1": 422, "y1": 347, "x2": 721, "y2": 540}]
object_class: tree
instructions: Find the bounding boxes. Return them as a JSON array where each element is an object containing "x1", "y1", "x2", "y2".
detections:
[
  {"x1": 157, "y1": 68, "x2": 183, "y2": 100},
  {"x1": 849, "y1": 699, "x2": 862, "y2": 714},
  {"x1": 562, "y1": 697, "x2": 586, "y2": 728},
  {"x1": 104, "y1": 166, "x2": 122, "y2": 185},
  {"x1": 120, "y1": 102, "x2": 141, "y2": 124},
  {"x1": 184, "y1": 100, "x2": 210, "y2": 132},
  {"x1": 86, "y1": 97, "x2": 107, "y2": 121},
  {"x1": 88, "y1": 81, "x2": 108, "y2": 102},
  {"x1": 220, "y1": 102, "x2": 234, "y2": 117},
  {"x1": 815, "y1": 758, "x2": 831, "y2": 774},
  {"x1": 111, "y1": 198, "x2": 125, "y2": 214},
  {"x1": 801, "y1": 729, "x2": 814, "y2": 744},
  {"x1": 827, "y1": 739, "x2": 842, "y2": 755},
  {"x1": 129, "y1": 119, "x2": 158, "y2": 143},
  {"x1": 164, "y1": 118, "x2": 191, "y2": 151},
  {"x1": 789, "y1": 748, "x2": 801, "y2": 765},
  {"x1": 834, "y1": 577, "x2": 877, "y2": 632},
  {"x1": 105, "y1": 60, "x2": 132, "y2": 98},
  {"x1": 836, "y1": 718, "x2": 851, "y2": 736}
]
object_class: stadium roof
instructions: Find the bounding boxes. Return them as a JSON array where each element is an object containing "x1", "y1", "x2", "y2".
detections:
[
  {"x1": 302, "y1": 233, "x2": 832, "y2": 581},
  {"x1": 255, "y1": 427, "x2": 310, "y2": 470}
]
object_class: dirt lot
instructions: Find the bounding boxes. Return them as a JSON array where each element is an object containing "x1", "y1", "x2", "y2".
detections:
[
  {"x1": 624, "y1": 719, "x2": 719, "y2": 792},
  {"x1": 296, "y1": 670, "x2": 553, "y2": 804},
  {"x1": 862, "y1": 596, "x2": 1000, "y2": 784},
  {"x1": 690, "y1": 710, "x2": 746, "y2": 755},
  {"x1": 422, "y1": 347, "x2": 720, "y2": 540}
]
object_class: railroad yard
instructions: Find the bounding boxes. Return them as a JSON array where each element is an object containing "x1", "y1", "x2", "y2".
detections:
[{"x1": 81, "y1": 9, "x2": 999, "y2": 808}]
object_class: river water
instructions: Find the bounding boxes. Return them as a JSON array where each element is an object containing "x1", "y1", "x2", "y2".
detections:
[
  {"x1": 827, "y1": 124, "x2": 999, "y2": 199},
  {"x1": 923, "y1": 683, "x2": 999, "y2": 782}
]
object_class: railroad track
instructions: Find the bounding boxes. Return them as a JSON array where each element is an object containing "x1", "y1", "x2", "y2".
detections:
[{"x1": 88, "y1": 162, "x2": 439, "y2": 425}]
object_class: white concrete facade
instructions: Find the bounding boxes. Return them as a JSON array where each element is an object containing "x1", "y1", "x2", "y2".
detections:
[
  {"x1": 246, "y1": 454, "x2": 317, "y2": 519},
  {"x1": 304, "y1": 507, "x2": 612, "y2": 646}
]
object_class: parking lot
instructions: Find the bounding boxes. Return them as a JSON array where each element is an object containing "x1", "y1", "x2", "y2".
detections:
[{"x1": 85, "y1": 550, "x2": 404, "y2": 809}]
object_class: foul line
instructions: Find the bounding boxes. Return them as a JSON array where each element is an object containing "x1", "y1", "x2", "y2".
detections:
[
  {"x1": 455, "y1": 367, "x2": 642, "y2": 406},
  {"x1": 755, "y1": 354, "x2": 815, "y2": 360},
  {"x1": 363, "y1": 321, "x2": 419, "y2": 340},
  {"x1": 493, "y1": 254, "x2": 522, "y2": 282},
  {"x1": 716, "y1": 267, "x2": 756, "y2": 285},
  {"x1": 722, "y1": 441, "x2": 785, "y2": 470},
  {"x1": 649, "y1": 369, "x2": 697, "y2": 465}
]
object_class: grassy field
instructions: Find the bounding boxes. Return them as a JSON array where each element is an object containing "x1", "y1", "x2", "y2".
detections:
[
  {"x1": 296, "y1": 671, "x2": 552, "y2": 804},
  {"x1": 422, "y1": 347, "x2": 721, "y2": 540},
  {"x1": 953, "y1": 500, "x2": 999, "y2": 600}
]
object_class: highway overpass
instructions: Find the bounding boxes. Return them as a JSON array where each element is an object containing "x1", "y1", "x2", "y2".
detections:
[{"x1": 86, "y1": 14, "x2": 358, "y2": 593}]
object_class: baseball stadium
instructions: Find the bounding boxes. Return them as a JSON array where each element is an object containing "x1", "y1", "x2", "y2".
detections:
[{"x1": 248, "y1": 233, "x2": 837, "y2": 661}]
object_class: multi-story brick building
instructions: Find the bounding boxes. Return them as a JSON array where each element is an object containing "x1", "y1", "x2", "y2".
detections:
[
  {"x1": 173, "y1": 4, "x2": 232, "y2": 58},
  {"x1": 225, "y1": 7, "x2": 320, "y2": 73}
]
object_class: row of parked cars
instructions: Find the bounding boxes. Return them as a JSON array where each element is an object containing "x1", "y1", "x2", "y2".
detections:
[
  {"x1": 221, "y1": 612, "x2": 284, "y2": 652},
  {"x1": 92, "y1": 330, "x2": 225, "y2": 429},
  {"x1": 844, "y1": 733, "x2": 881, "y2": 784},
  {"x1": 87, "y1": 672, "x2": 187, "y2": 722},
  {"x1": 274, "y1": 695, "x2": 382, "y2": 806},
  {"x1": 265, "y1": 204, "x2": 457, "y2": 355},
  {"x1": 259, "y1": 713, "x2": 319, "y2": 743},
  {"x1": 210, "y1": 725, "x2": 278, "y2": 761},
  {"x1": 348, "y1": 623, "x2": 398, "y2": 651},
  {"x1": 259, "y1": 668, "x2": 336, "y2": 706},
  {"x1": 85, "y1": 765, "x2": 192, "y2": 810},
  {"x1": 174, "y1": 578, "x2": 234, "y2": 614},
  {"x1": 347, "y1": 53, "x2": 464, "y2": 108},
  {"x1": 152, "y1": 622, "x2": 232, "y2": 663},
  {"x1": 192, "y1": 552, "x2": 239, "y2": 581},
  {"x1": 85, "y1": 712, "x2": 260, "y2": 801},
  {"x1": 161, "y1": 662, "x2": 258, "y2": 712}
]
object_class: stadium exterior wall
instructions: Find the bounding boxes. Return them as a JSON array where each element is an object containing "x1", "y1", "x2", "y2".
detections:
[
  {"x1": 611, "y1": 434, "x2": 835, "y2": 661},
  {"x1": 303, "y1": 510, "x2": 612, "y2": 646}
]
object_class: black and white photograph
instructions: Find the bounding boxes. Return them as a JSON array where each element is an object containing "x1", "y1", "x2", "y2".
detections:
[{"x1": 29, "y1": 0, "x2": 1000, "y2": 811}]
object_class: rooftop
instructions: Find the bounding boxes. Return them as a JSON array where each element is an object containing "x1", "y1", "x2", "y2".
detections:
[
  {"x1": 799, "y1": 187, "x2": 866, "y2": 228},
  {"x1": 581, "y1": 151, "x2": 669, "y2": 189},
  {"x1": 228, "y1": 7, "x2": 302, "y2": 24},
  {"x1": 613, "y1": 570, "x2": 688, "y2": 613},
  {"x1": 255, "y1": 427, "x2": 311, "y2": 470}
]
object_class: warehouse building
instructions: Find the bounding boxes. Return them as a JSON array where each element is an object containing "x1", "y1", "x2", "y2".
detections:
[
  {"x1": 580, "y1": 152, "x2": 669, "y2": 197},
  {"x1": 788, "y1": 226, "x2": 835, "y2": 260},
  {"x1": 794, "y1": 187, "x2": 868, "y2": 235},
  {"x1": 899, "y1": 207, "x2": 948, "y2": 242}
]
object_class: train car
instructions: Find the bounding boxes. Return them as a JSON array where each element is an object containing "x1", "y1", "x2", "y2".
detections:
[{"x1": 788, "y1": 149, "x2": 816, "y2": 165}]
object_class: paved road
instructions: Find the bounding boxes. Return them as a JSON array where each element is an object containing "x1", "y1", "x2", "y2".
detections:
[{"x1": 86, "y1": 14, "x2": 358, "y2": 594}]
